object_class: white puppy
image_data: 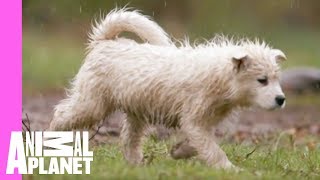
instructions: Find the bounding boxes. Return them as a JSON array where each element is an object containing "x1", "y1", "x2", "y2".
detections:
[{"x1": 49, "y1": 8, "x2": 286, "y2": 169}]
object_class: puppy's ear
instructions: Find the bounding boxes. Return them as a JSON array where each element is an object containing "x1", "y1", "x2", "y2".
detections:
[
  {"x1": 232, "y1": 51, "x2": 249, "y2": 72},
  {"x1": 271, "y1": 49, "x2": 286, "y2": 62}
]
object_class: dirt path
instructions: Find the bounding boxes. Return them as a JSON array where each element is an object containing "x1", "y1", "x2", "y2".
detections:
[{"x1": 22, "y1": 93, "x2": 320, "y2": 144}]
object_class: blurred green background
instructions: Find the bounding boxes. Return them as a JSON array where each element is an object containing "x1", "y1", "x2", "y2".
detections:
[{"x1": 23, "y1": 0, "x2": 320, "y2": 94}]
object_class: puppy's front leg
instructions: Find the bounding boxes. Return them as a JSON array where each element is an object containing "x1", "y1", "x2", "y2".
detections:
[{"x1": 180, "y1": 118, "x2": 236, "y2": 169}]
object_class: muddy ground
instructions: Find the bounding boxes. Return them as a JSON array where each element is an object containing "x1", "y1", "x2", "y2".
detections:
[{"x1": 22, "y1": 93, "x2": 320, "y2": 144}]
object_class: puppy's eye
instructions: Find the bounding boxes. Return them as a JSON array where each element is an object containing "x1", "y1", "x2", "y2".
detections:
[{"x1": 257, "y1": 77, "x2": 268, "y2": 85}]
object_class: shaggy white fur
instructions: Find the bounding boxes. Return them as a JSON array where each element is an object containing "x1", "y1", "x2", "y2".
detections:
[
  {"x1": 49, "y1": 8, "x2": 286, "y2": 169},
  {"x1": 89, "y1": 8, "x2": 171, "y2": 46}
]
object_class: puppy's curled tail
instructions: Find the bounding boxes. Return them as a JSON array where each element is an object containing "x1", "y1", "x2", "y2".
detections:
[{"x1": 89, "y1": 8, "x2": 171, "y2": 46}]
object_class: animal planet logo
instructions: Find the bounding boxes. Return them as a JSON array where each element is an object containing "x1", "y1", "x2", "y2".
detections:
[{"x1": 6, "y1": 131, "x2": 93, "y2": 174}]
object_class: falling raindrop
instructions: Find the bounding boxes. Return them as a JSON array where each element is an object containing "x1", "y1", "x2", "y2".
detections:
[
  {"x1": 290, "y1": 0, "x2": 294, "y2": 8},
  {"x1": 40, "y1": 24, "x2": 44, "y2": 33},
  {"x1": 80, "y1": 6, "x2": 82, "y2": 13},
  {"x1": 290, "y1": 0, "x2": 300, "y2": 9}
]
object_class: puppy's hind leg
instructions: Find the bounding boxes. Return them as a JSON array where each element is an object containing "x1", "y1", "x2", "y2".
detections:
[
  {"x1": 120, "y1": 115, "x2": 146, "y2": 165},
  {"x1": 49, "y1": 92, "x2": 113, "y2": 131}
]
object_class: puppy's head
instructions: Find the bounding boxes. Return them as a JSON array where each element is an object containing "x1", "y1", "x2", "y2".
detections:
[{"x1": 232, "y1": 45, "x2": 286, "y2": 110}]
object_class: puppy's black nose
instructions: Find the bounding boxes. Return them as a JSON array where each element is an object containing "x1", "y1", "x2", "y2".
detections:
[{"x1": 275, "y1": 96, "x2": 285, "y2": 106}]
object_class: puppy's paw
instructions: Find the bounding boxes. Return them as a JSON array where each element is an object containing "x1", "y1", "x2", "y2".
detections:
[{"x1": 170, "y1": 139, "x2": 197, "y2": 159}]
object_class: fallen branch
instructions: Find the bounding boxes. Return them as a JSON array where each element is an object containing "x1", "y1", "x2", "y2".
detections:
[
  {"x1": 245, "y1": 146, "x2": 257, "y2": 159},
  {"x1": 22, "y1": 112, "x2": 31, "y2": 133},
  {"x1": 89, "y1": 124, "x2": 102, "y2": 141}
]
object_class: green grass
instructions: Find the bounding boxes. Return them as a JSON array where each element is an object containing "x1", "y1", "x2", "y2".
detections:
[
  {"x1": 23, "y1": 29, "x2": 84, "y2": 93},
  {"x1": 28, "y1": 137, "x2": 320, "y2": 180},
  {"x1": 286, "y1": 94, "x2": 320, "y2": 106},
  {"x1": 269, "y1": 29, "x2": 320, "y2": 69}
]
